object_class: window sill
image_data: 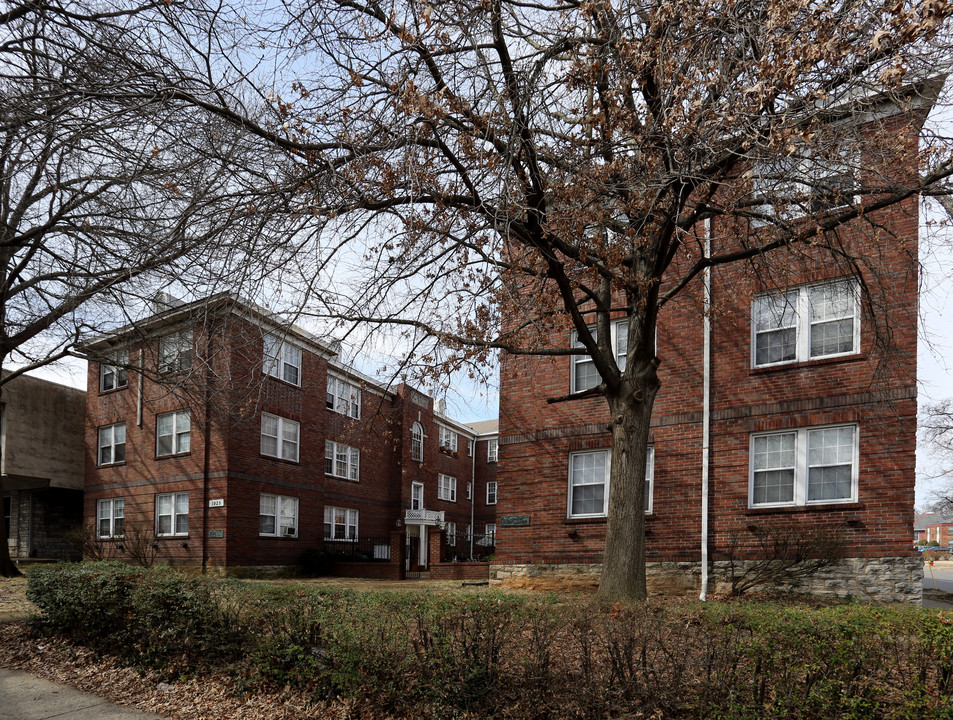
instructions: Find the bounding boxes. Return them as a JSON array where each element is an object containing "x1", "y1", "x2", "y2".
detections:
[
  {"x1": 260, "y1": 454, "x2": 300, "y2": 465},
  {"x1": 746, "y1": 502, "x2": 864, "y2": 516},
  {"x1": 155, "y1": 534, "x2": 190, "y2": 539},
  {"x1": 326, "y1": 473, "x2": 359, "y2": 482},
  {"x1": 98, "y1": 386, "x2": 129, "y2": 396},
  {"x1": 97, "y1": 462, "x2": 126, "y2": 468},
  {"x1": 156, "y1": 452, "x2": 191, "y2": 461},
  {"x1": 327, "y1": 407, "x2": 361, "y2": 420},
  {"x1": 259, "y1": 534, "x2": 299, "y2": 539},
  {"x1": 750, "y1": 353, "x2": 865, "y2": 375},
  {"x1": 265, "y1": 373, "x2": 302, "y2": 389}
]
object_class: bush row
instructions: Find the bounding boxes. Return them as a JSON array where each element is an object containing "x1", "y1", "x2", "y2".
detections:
[{"x1": 26, "y1": 563, "x2": 953, "y2": 719}]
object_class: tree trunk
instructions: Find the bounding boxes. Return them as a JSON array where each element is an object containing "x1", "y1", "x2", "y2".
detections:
[{"x1": 597, "y1": 361, "x2": 660, "y2": 601}]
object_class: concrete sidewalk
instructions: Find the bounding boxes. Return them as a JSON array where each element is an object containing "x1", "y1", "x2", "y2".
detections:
[{"x1": 0, "y1": 669, "x2": 165, "y2": 720}]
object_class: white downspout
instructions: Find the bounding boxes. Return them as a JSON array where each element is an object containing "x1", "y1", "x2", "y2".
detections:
[{"x1": 700, "y1": 219, "x2": 712, "y2": 602}]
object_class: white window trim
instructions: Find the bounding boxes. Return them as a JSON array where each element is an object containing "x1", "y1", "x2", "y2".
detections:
[
  {"x1": 571, "y1": 319, "x2": 630, "y2": 394},
  {"x1": 324, "y1": 505, "x2": 358, "y2": 541},
  {"x1": 98, "y1": 423, "x2": 126, "y2": 466},
  {"x1": 411, "y1": 422, "x2": 425, "y2": 462},
  {"x1": 156, "y1": 492, "x2": 189, "y2": 537},
  {"x1": 326, "y1": 374, "x2": 361, "y2": 418},
  {"x1": 438, "y1": 474, "x2": 457, "y2": 502},
  {"x1": 446, "y1": 521, "x2": 456, "y2": 546},
  {"x1": 487, "y1": 438, "x2": 498, "y2": 463},
  {"x1": 411, "y1": 482, "x2": 424, "y2": 510},
  {"x1": 567, "y1": 447, "x2": 654, "y2": 519},
  {"x1": 325, "y1": 440, "x2": 360, "y2": 481},
  {"x1": 752, "y1": 148, "x2": 858, "y2": 226},
  {"x1": 485, "y1": 524, "x2": 496, "y2": 544},
  {"x1": 259, "y1": 494, "x2": 299, "y2": 537},
  {"x1": 97, "y1": 498, "x2": 124, "y2": 538},
  {"x1": 99, "y1": 351, "x2": 129, "y2": 392},
  {"x1": 751, "y1": 278, "x2": 860, "y2": 369},
  {"x1": 438, "y1": 425, "x2": 458, "y2": 452},
  {"x1": 466, "y1": 481, "x2": 472, "y2": 500},
  {"x1": 748, "y1": 424, "x2": 859, "y2": 508},
  {"x1": 486, "y1": 481, "x2": 497, "y2": 505},
  {"x1": 156, "y1": 409, "x2": 191, "y2": 457},
  {"x1": 264, "y1": 334, "x2": 302, "y2": 386},
  {"x1": 158, "y1": 330, "x2": 193, "y2": 373},
  {"x1": 466, "y1": 438, "x2": 474, "y2": 456},
  {"x1": 260, "y1": 413, "x2": 300, "y2": 462}
]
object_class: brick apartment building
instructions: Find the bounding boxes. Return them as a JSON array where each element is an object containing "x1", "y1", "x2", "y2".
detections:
[
  {"x1": 83, "y1": 294, "x2": 497, "y2": 574},
  {"x1": 491, "y1": 100, "x2": 927, "y2": 602},
  {"x1": 916, "y1": 513, "x2": 953, "y2": 547}
]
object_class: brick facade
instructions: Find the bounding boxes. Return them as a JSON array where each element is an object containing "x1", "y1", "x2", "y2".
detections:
[
  {"x1": 493, "y1": 109, "x2": 923, "y2": 601},
  {"x1": 83, "y1": 296, "x2": 497, "y2": 573}
]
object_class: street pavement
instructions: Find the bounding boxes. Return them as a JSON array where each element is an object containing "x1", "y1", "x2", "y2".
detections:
[
  {"x1": 922, "y1": 560, "x2": 953, "y2": 609},
  {"x1": 0, "y1": 670, "x2": 165, "y2": 720}
]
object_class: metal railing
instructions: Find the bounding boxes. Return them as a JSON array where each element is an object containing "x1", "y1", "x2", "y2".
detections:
[{"x1": 324, "y1": 535, "x2": 392, "y2": 562}]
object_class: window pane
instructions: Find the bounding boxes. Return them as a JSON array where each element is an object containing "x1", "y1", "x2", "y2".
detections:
[
  {"x1": 753, "y1": 469, "x2": 796, "y2": 504},
  {"x1": 158, "y1": 495, "x2": 172, "y2": 515},
  {"x1": 260, "y1": 514, "x2": 276, "y2": 534},
  {"x1": 808, "y1": 465, "x2": 852, "y2": 501},
  {"x1": 753, "y1": 433, "x2": 796, "y2": 471},
  {"x1": 157, "y1": 515, "x2": 172, "y2": 534},
  {"x1": 810, "y1": 318, "x2": 854, "y2": 357},
  {"x1": 175, "y1": 494, "x2": 189, "y2": 514},
  {"x1": 572, "y1": 483, "x2": 604, "y2": 515},
  {"x1": 756, "y1": 327, "x2": 796, "y2": 365}
]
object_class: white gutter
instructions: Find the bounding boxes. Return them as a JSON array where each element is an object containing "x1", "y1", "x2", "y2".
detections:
[{"x1": 700, "y1": 219, "x2": 712, "y2": 602}]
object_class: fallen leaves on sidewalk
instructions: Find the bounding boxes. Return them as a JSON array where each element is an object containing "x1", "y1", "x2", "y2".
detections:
[{"x1": 0, "y1": 623, "x2": 374, "y2": 720}]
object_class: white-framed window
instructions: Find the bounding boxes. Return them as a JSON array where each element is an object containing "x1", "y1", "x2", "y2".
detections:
[
  {"x1": 156, "y1": 410, "x2": 190, "y2": 456},
  {"x1": 446, "y1": 521, "x2": 456, "y2": 546},
  {"x1": 752, "y1": 147, "x2": 857, "y2": 224},
  {"x1": 325, "y1": 440, "x2": 360, "y2": 480},
  {"x1": 486, "y1": 481, "x2": 497, "y2": 505},
  {"x1": 749, "y1": 424, "x2": 858, "y2": 507},
  {"x1": 567, "y1": 447, "x2": 654, "y2": 518},
  {"x1": 158, "y1": 330, "x2": 192, "y2": 373},
  {"x1": 752, "y1": 279, "x2": 859, "y2": 368},
  {"x1": 411, "y1": 422, "x2": 424, "y2": 462},
  {"x1": 438, "y1": 426, "x2": 457, "y2": 452},
  {"x1": 485, "y1": 524, "x2": 496, "y2": 544},
  {"x1": 259, "y1": 494, "x2": 298, "y2": 537},
  {"x1": 571, "y1": 319, "x2": 629, "y2": 393},
  {"x1": 156, "y1": 492, "x2": 188, "y2": 536},
  {"x1": 487, "y1": 438, "x2": 498, "y2": 463},
  {"x1": 97, "y1": 498, "x2": 124, "y2": 538},
  {"x1": 466, "y1": 481, "x2": 472, "y2": 500},
  {"x1": 465, "y1": 523, "x2": 472, "y2": 542},
  {"x1": 99, "y1": 351, "x2": 129, "y2": 392},
  {"x1": 324, "y1": 506, "x2": 358, "y2": 540},
  {"x1": 467, "y1": 438, "x2": 474, "y2": 456},
  {"x1": 411, "y1": 482, "x2": 424, "y2": 510},
  {"x1": 326, "y1": 375, "x2": 361, "y2": 418},
  {"x1": 260, "y1": 413, "x2": 300, "y2": 462},
  {"x1": 98, "y1": 423, "x2": 126, "y2": 465},
  {"x1": 438, "y1": 474, "x2": 457, "y2": 502},
  {"x1": 264, "y1": 334, "x2": 302, "y2": 386}
]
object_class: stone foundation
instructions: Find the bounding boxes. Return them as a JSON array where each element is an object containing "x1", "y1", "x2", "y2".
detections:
[{"x1": 490, "y1": 556, "x2": 924, "y2": 604}]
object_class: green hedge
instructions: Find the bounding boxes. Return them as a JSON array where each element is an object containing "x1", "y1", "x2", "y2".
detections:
[{"x1": 26, "y1": 563, "x2": 953, "y2": 718}]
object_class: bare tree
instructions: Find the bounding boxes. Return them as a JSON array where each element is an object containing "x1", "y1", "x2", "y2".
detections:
[
  {"x1": 923, "y1": 400, "x2": 953, "y2": 515},
  {"x1": 0, "y1": 1, "x2": 308, "y2": 577},
  {"x1": 146, "y1": 0, "x2": 953, "y2": 600}
]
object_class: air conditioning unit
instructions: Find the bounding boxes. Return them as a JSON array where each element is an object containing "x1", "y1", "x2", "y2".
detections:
[{"x1": 285, "y1": 526, "x2": 296, "y2": 536}]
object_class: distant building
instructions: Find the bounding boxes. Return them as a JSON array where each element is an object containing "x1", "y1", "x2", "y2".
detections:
[
  {"x1": 82, "y1": 294, "x2": 497, "y2": 574},
  {"x1": 915, "y1": 512, "x2": 953, "y2": 546},
  {"x1": 2, "y1": 373, "x2": 85, "y2": 560}
]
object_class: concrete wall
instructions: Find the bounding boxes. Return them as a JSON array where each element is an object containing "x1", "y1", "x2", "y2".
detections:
[{"x1": 2, "y1": 373, "x2": 85, "y2": 490}]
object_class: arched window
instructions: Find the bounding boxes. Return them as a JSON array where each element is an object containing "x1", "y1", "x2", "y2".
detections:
[{"x1": 411, "y1": 422, "x2": 424, "y2": 462}]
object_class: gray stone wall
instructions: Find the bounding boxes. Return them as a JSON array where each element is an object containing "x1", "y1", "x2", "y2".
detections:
[
  {"x1": 3, "y1": 488, "x2": 82, "y2": 560},
  {"x1": 490, "y1": 556, "x2": 924, "y2": 604}
]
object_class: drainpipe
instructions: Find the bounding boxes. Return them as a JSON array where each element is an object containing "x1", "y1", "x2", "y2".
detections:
[
  {"x1": 470, "y1": 436, "x2": 476, "y2": 560},
  {"x1": 700, "y1": 219, "x2": 712, "y2": 602}
]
